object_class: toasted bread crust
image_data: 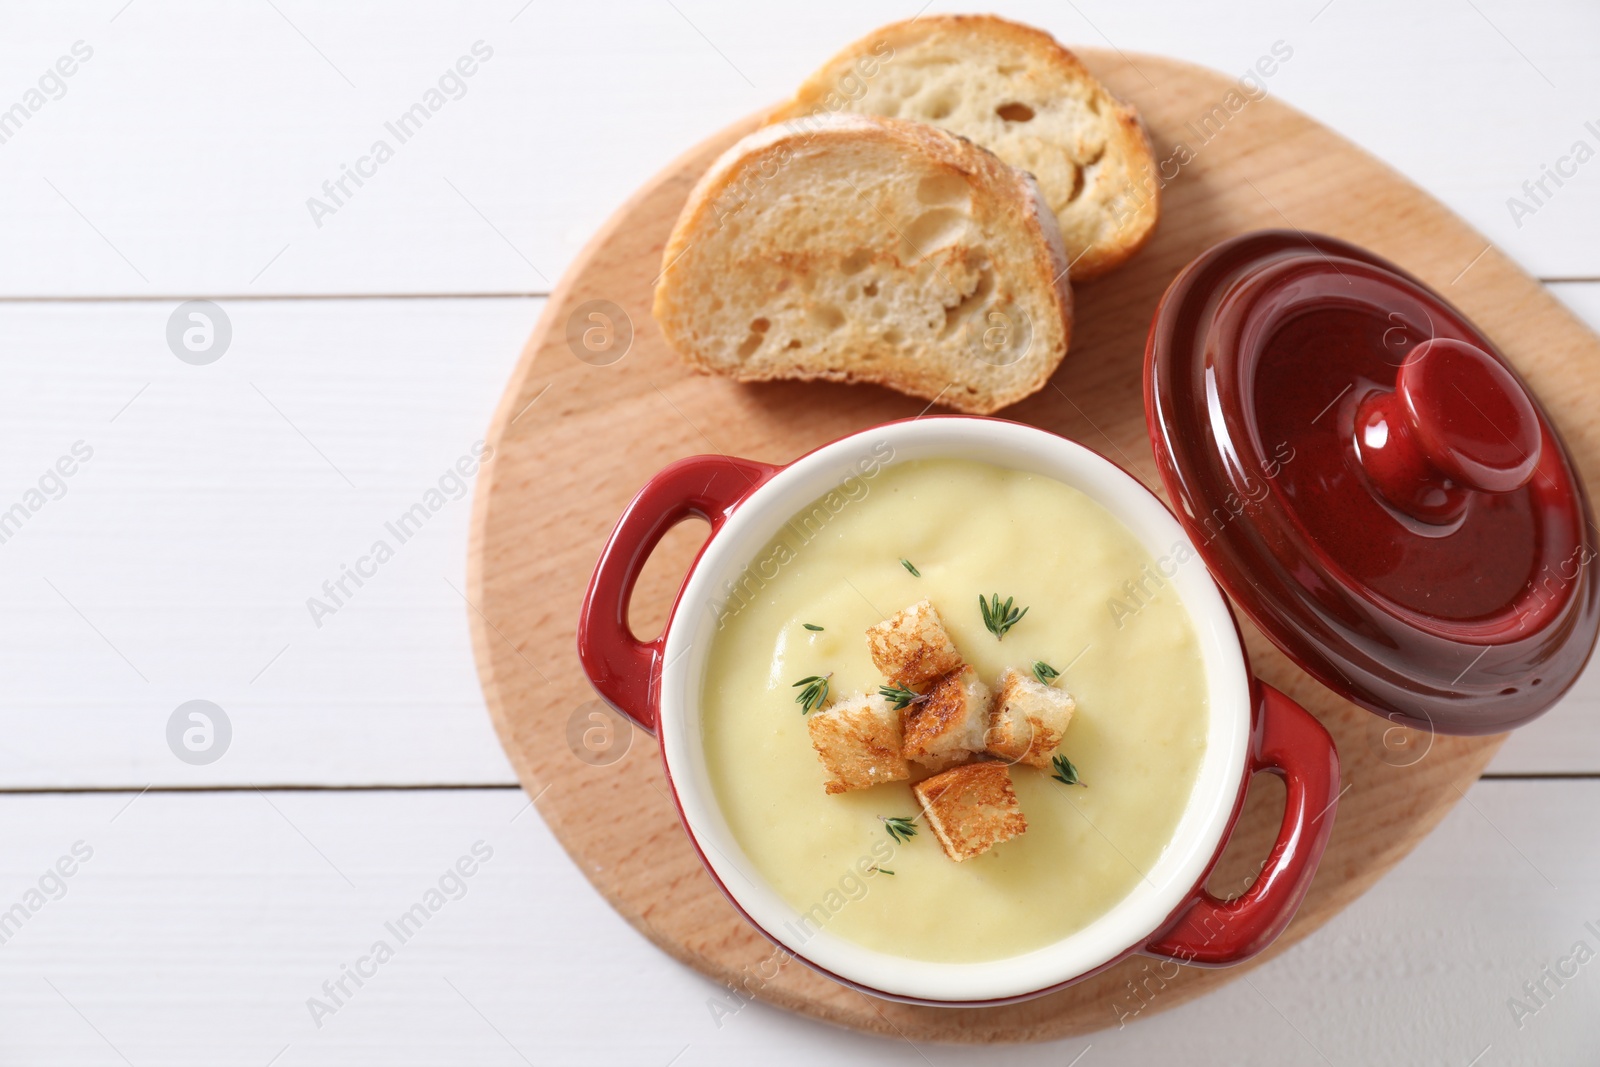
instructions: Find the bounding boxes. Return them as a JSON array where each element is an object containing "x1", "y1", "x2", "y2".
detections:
[
  {"x1": 768, "y1": 14, "x2": 1158, "y2": 281},
  {"x1": 865, "y1": 600, "x2": 965, "y2": 687},
  {"x1": 808, "y1": 692, "x2": 911, "y2": 794},
  {"x1": 901, "y1": 664, "x2": 991, "y2": 770},
  {"x1": 652, "y1": 113, "x2": 1074, "y2": 415},
  {"x1": 913, "y1": 760, "x2": 1027, "y2": 861}
]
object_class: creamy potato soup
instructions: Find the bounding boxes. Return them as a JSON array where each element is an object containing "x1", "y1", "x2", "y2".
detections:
[{"x1": 699, "y1": 457, "x2": 1208, "y2": 962}]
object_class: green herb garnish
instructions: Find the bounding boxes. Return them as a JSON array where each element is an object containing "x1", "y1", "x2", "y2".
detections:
[
  {"x1": 1050, "y1": 753, "x2": 1084, "y2": 787},
  {"x1": 877, "y1": 683, "x2": 928, "y2": 711},
  {"x1": 793, "y1": 673, "x2": 831, "y2": 714},
  {"x1": 979, "y1": 593, "x2": 1029, "y2": 640},
  {"x1": 803, "y1": 623, "x2": 824, "y2": 632},
  {"x1": 900, "y1": 558, "x2": 921, "y2": 577},
  {"x1": 880, "y1": 816, "x2": 917, "y2": 843},
  {"x1": 869, "y1": 867, "x2": 895, "y2": 876},
  {"x1": 1032, "y1": 660, "x2": 1059, "y2": 685}
]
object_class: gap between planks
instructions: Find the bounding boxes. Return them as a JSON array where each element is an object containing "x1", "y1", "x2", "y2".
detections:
[
  {"x1": 0, "y1": 278, "x2": 1596, "y2": 305},
  {"x1": 0, "y1": 773, "x2": 1595, "y2": 797}
]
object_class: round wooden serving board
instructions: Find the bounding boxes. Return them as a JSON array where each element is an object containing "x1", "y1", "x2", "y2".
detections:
[{"x1": 467, "y1": 50, "x2": 1600, "y2": 1042}]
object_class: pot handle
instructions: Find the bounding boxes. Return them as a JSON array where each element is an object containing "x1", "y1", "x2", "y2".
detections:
[
  {"x1": 577, "y1": 454, "x2": 776, "y2": 735},
  {"x1": 1143, "y1": 681, "x2": 1340, "y2": 966}
]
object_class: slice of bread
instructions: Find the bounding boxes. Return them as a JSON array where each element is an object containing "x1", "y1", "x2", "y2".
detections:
[
  {"x1": 652, "y1": 112, "x2": 1073, "y2": 415},
  {"x1": 768, "y1": 14, "x2": 1158, "y2": 282},
  {"x1": 913, "y1": 760, "x2": 1027, "y2": 861},
  {"x1": 808, "y1": 691, "x2": 910, "y2": 794}
]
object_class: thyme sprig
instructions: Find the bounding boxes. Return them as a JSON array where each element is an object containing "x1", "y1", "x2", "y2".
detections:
[
  {"x1": 793, "y1": 673, "x2": 832, "y2": 715},
  {"x1": 880, "y1": 815, "x2": 917, "y2": 844},
  {"x1": 1050, "y1": 753, "x2": 1085, "y2": 787},
  {"x1": 1032, "y1": 660, "x2": 1059, "y2": 685},
  {"x1": 877, "y1": 683, "x2": 930, "y2": 711},
  {"x1": 979, "y1": 593, "x2": 1029, "y2": 640}
]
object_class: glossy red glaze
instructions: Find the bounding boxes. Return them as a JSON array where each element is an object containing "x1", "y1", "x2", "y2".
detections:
[
  {"x1": 576, "y1": 453, "x2": 776, "y2": 734},
  {"x1": 576, "y1": 417, "x2": 1341, "y2": 1002},
  {"x1": 1144, "y1": 682, "x2": 1339, "y2": 966},
  {"x1": 1355, "y1": 338, "x2": 1542, "y2": 524},
  {"x1": 1147, "y1": 230, "x2": 1600, "y2": 734},
  {"x1": 1394, "y1": 338, "x2": 1543, "y2": 493}
]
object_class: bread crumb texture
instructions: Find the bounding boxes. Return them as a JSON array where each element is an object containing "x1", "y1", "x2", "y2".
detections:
[
  {"x1": 986, "y1": 666, "x2": 1077, "y2": 769},
  {"x1": 653, "y1": 112, "x2": 1072, "y2": 414},
  {"x1": 770, "y1": 14, "x2": 1158, "y2": 281}
]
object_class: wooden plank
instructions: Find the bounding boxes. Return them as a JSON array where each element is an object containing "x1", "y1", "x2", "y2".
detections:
[
  {"x1": 468, "y1": 47, "x2": 1600, "y2": 1040},
  {"x1": 0, "y1": 0, "x2": 1596, "y2": 298},
  {"x1": 0, "y1": 781, "x2": 1591, "y2": 1063},
  {"x1": 1491, "y1": 654, "x2": 1600, "y2": 775},
  {"x1": 0, "y1": 297, "x2": 535, "y2": 788}
]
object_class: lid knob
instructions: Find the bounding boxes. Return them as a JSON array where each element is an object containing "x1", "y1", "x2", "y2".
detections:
[{"x1": 1354, "y1": 338, "x2": 1542, "y2": 524}]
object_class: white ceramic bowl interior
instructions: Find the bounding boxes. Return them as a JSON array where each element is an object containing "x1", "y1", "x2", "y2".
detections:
[{"x1": 660, "y1": 418, "x2": 1251, "y2": 1003}]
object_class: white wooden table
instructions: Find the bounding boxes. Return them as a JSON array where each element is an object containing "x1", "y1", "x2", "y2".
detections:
[{"x1": 3, "y1": 1, "x2": 1598, "y2": 1062}]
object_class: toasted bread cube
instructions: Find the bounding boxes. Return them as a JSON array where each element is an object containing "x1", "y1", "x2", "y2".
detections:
[
  {"x1": 866, "y1": 600, "x2": 963, "y2": 686},
  {"x1": 986, "y1": 668, "x2": 1076, "y2": 769},
  {"x1": 913, "y1": 761, "x2": 1027, "y2": 861},
  {"x1": 901, "y1": 665, "x2": 992, "y2": 771},
  {"x1": 808, "y1": 692, "x2": 910, "y2": 795}
]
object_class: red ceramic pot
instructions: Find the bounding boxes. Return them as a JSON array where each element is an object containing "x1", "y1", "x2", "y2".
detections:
[{"x1": 578, "y1": 417, "x2": 1339, "y2": 1004}]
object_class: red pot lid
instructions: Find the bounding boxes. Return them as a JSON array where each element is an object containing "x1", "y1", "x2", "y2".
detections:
[{"x1": 1145, "y1": 230, "x2": 1600, "y2": 735}]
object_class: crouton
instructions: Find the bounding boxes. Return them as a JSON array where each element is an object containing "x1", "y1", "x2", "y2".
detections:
[
  {"x1": 866, "y1": 600, "x2": 963, "y2": 686},
  {"x1": 986, "y1": 668, "x2": 1076, "y2": 769},
  {"x1": 913, "y1": 761, "x2": 1027, "y2": 861},
  {"x1": 901, "y1": 665, "x2": 992, "y2": 770},
  {"x1": 808, "y1": 692, "x2": 910, "y2": 795}
]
